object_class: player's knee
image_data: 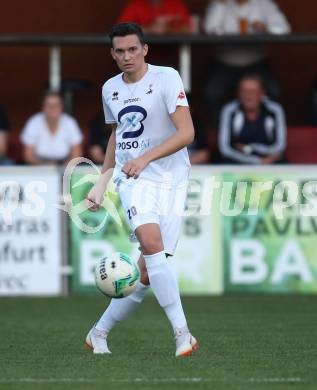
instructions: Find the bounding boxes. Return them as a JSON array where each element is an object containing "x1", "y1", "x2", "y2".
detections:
[
  {"x1": 137, "y1": 231, "x2": 163, "y2": 255},
  {"x1": 140, "y1": 238, "x2": 163, "y2": 255},
  {"x1": 135, "y1": 224, "x2": 164, "y2": 255}
]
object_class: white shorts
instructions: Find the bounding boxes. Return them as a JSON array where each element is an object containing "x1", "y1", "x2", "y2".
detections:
[{"x1": 117, "y1": 179, "x2": 188, "y2": 255}]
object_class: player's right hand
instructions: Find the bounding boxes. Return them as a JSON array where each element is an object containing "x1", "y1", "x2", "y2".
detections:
[
  {"x1": 85, "y1": 169, "x2": 113, "y2": 212},
  {"x1": 85, "y1": 183, "x2": 105, "y2": 212}
]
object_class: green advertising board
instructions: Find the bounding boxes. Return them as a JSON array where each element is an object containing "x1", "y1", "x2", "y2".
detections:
[
  {"x1": 222, "y1": 171, "x2": 317, "y2": 293},
  {"x1": 69, "y1": 167, "x2": 222, "y2": 295},
  {"x1": 171, "y1": 168, "x2": 222, "y2": 294},
  {"x1": 69, "y1": 166, "x2": 317, "y2": 295}
]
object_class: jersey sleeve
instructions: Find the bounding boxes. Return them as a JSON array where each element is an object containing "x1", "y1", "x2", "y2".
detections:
[
  {"x1": 264, "y1": 0, "x2": 291, "y2": 34},
  {"x1": 163, "y1": 69, "x2": 189, "y2": 115},
  {"x1": 67, "y1": 117, "x2": 83, "y2": 146},
  {"x1": 102, "y1": 90, "x2": 116, "y2": 124},
  {"x1": 20, "y1": 118, "x2": 37, "y2": 146}
]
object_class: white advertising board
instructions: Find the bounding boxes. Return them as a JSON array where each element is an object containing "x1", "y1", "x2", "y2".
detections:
[{"x1": 0, "y1": 167, "x2": 62, "y2": 296}]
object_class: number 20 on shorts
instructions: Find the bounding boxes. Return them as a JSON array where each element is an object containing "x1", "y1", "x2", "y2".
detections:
[{"x1": 127, "y1": 206, "x2": 137, "y2": 220}]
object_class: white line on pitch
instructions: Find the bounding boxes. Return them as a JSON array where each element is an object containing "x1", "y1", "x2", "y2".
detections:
[
  {"x1": 248, "y1": 377, "x2": 303, "y2": 383},
  {"x1": 112, "y1": 377, "x2": 304, "y2": 383},
  {"x1": 0, "y1": 378, "x2": 98, "y2": 383},
  {"x1": 0, "y1": 377, "x2": 305, "y2": 384}
]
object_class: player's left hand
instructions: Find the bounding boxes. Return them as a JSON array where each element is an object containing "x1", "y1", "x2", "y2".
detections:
[{"x1": 122, "y1": 156, "x2": 149, "y2": 179}]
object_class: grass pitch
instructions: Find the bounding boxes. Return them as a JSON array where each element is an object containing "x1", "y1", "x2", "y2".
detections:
[{"x1": 0, "y1": 295, "x2": 317, "y2": 390}]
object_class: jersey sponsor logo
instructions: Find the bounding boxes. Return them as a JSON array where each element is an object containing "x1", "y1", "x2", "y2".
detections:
[
  {"x1": 124, "y1": 97, "x2": 141, "y2": 105},
  {"x1": 116, "y1": 140, "x2": 139, "y2": 150},
  {"x1": 178, "y1": 91, "x2": 186, "y2": 100},
  {"x1": 118, "y1": 105, "x2": 147, "y2": 139},
  {"x1": 116, "y1": 139, "x2": 150, "y2": 151}
]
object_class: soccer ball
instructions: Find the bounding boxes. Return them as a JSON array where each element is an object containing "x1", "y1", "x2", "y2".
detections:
[{"x1": 94, "y1": 252, "x2": 140, "y2": 298}]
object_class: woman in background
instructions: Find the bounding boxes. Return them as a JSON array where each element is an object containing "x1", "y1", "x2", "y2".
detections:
[{"x1": 21, "y1": 91, "x2": 83, "y2": 165}]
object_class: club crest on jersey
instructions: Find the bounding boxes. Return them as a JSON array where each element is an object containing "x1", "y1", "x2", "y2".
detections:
[
  {"x1": 112, "y1": 91, "x2": 119, "y2": 101},
  {"x1": 178, "y1": 91, "x2": 186, "y2": 100}
]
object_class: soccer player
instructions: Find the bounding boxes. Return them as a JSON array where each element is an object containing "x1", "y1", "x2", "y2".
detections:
[{"x1": 85, "y1": 22, "x2": 199, "y2": 357}]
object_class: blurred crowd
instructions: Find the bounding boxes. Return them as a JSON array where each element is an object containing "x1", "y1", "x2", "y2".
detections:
[{"x1": 1, "y1": 0, "x2": 306, "y2": 167}]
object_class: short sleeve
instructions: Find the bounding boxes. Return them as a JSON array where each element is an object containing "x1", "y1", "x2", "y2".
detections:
[
  {"x1": 102, "y1": 90, "x2": 116, "y2": 124},
  {"x1": 67, "y1": 117, "x2": 83, "y2": 146},
  {"x1": 163, "y1": 69, "x2": 189, "y2": 115},
  {"x1": 264, "y1": 0, "x2": 291, "y2": 34},
  {"x1": 21, "y1": 118, "x2": 38, "y2": 146}
]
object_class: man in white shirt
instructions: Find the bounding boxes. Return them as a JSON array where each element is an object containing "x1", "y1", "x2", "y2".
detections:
[
  {"x1": 203, "y1": 0, "x2": 291, "y2": 126},
  {"x1": 84, "y1": 23, "x2": 199, "y2": 357},
  {"x1": 21, "y1": 92, "x2": 83, "y2": 165}
]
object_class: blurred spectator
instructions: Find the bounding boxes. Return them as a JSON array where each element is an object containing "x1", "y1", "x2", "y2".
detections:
[
  {"x1": 188, "y1": 113, "x2": 210, "y2": 164},
  {"x1": 0, "y1": 106, "x2": 12, "y2": 165},
  {"x1": 21, "y1": 91, "x2": 83, "y2": 165},
  {"x1": 204, "y1": 0, "x2": 291, "y2": 126},
  {"x1": 218, "y1": 74, "x2": 287, "y2": 164},
  {"x1": 88, "y1": 112, "x2": 112, "y2": 164},
  {"x1": 117, "y1": 0, "x2": 192, "y2": 34}
]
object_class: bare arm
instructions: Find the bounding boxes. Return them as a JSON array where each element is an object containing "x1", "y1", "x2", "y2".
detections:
[
  {"x1": 122, "y1": 106, "x2": 194, "y2": 178},
  {"x1": 85, "y1": 125, "x2": 116, "y2": 211},
  {"x1": 144, "y1": 106, "x2": 194, "y2": 161},
  {"x1": 89, "y1": 145, "x2": 105, "y2": 164},
  {"x1": 23, "y1": 145, "x2": 55, "y2": 165},
  {"x1": 63, "y1": 143, "x2": 83, "y2": 166},
  {"x1": 0, "y1": 131, "x2": 8, "y2": 157}
]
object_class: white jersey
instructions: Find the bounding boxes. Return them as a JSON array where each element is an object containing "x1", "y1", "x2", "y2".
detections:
[
  {"x1": 21, "y1": 113, "x2": 82, "y2": 160},
  {"x1": 102, "y1": 64, "x2": 191, "y2": 186}
]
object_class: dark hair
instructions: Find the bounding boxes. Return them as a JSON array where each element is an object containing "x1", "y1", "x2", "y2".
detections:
[
  {"x1": 109, "y1": 23, "x2": 145, "y2": 46},
  {"x1": 42, "y1": 90, "x2": 63, "y2": 104},
  {"x1": 239, "y1": 74, "x2": 265, "y2": 90}
]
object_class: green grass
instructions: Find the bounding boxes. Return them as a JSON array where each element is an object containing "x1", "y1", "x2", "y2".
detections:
[{"x1": 0, "y1": 295, "x2": 317, "y2": 390}]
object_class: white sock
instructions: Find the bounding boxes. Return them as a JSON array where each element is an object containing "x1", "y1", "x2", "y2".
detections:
[
  {"x1": 95, "y1": 282, "x2": 149, "y2": 333},
  {"x1": 143, "y1": 251, "x2": 187, "y2": 332}
]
